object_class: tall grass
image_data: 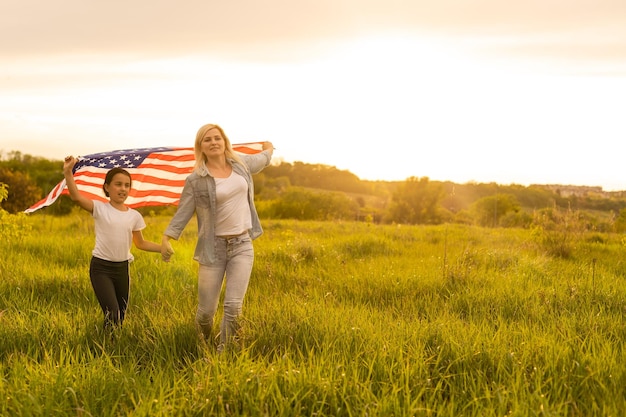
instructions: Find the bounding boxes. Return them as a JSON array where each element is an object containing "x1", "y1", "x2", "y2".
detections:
[{"x1": 1, "y1": 214, "x2": 626, "y2": 416}]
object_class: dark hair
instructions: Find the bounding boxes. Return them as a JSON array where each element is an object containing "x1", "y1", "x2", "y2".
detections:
[{"x1": 103, "y1": 168, "x2": 132, "y2": 197}]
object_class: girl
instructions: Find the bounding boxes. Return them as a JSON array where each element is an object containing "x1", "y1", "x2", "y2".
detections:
[{"x1": 63, "y1": 156, "x2": 162, "y2": 330}]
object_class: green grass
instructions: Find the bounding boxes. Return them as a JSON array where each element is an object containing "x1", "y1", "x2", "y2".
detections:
[{"x1": 1, "y1": 214, "x2": 626, "y2": 416}]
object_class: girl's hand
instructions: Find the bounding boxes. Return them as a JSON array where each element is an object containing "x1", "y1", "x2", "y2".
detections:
[
  {"x1": 63, "y1": 156, "x2": 77, "y2": 174},
  {"x1": 62, "y1": 155, "x2": 94, "y2": 213}
]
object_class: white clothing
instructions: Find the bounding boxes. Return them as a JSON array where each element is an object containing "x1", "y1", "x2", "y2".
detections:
[
  {"x1": 92, "y1": 200, "x2": 146, "y2": 262},
  {"x1": 214, "y1": 171, "x2": 252, "y2": 236}
]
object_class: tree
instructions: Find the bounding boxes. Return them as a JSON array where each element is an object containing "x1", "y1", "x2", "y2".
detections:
[
  {"x1": 262, "y1": 161, "x2": 372, "y2": 194},
  {"x1": 470, "y1": 193, "x2": 521, "y2": 227},
  {"x1": 386, "y1": 176, "x2": 445, "y2": 224},
  {"x1": 0, "y1": 151, "x2": 73, "y2": 215},
  {"x1": 0, "y1": 168, "x2": 42, "y2": 214},
  {"x1": 270, "y1": 187, "x2": 358, "y2": 220}
]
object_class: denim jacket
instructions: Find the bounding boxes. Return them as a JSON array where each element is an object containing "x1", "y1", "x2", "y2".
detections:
[{"x1": 164, "y1": 150, "x2": 271, "y2": 265}]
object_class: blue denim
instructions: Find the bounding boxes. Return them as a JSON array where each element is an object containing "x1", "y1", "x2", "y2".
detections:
[
  {"x1": 164, "y1": 151, "x2": 271, "y2": 265},
  {"x1": 196, "y1": 233, "x2": 254, "y2": 351}
]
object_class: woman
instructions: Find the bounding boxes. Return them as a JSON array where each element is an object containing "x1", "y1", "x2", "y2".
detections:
[
  {"x1": 63, "y1": 157, "x2": 162, "y2": 330},
  {"x1": 161, "y1": 123, "x2": 273, "y2": 352}
]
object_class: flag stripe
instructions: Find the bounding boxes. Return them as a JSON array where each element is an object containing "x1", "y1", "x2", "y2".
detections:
[
  {"x1": 24, "y1": 180, "x2": 67, "y2": 213},
  {"x1": 65, "y1": 189, "x2": 106, "y2": 202},
  {"x1": 233, "y1": 144, "x2": 264, "y2": 154},
  {"x1": 75, "y1": 168, "x2": 190, "y2": 184},
  {"x1": 24, "y1": 143, "x2": 265, "y2": 213},
  {"x1": 131, "y1": 175, "x2": 187, "y2": 188},
  {"x1": 135, "y1": 163, "x2": 194, "y2": 174},
  {"x1": 147, "y1": 151, "x2": 195, "y2": 162}
]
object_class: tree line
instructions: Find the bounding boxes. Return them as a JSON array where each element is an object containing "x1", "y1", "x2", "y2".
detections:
[{"x1": 3, "y1": 150, "x2": 626, "y2": 232}]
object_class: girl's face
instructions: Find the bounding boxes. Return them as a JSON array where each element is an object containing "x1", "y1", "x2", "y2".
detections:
[
  {"x1": 105, "y1": 173, "x2": 131, "y2": 204},
  {"x1": 201, "y1": 128, "x2": 226, "y2": 158}
]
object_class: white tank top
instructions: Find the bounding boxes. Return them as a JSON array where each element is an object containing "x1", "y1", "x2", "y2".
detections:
[{"x1": 214, "y1": 171, "x2": 252, "y2": 236}]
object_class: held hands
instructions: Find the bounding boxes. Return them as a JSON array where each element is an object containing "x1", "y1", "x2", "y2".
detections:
[{"x1": 161, "y1": 237, "x2": 175, "y2": 262}]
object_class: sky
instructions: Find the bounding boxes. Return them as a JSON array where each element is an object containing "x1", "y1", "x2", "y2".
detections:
[{"x1": 1, "y1": 0, "x2": 626, "y2": 190}]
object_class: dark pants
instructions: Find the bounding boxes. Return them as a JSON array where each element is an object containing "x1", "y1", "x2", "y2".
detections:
[{"x1": 89, "y1": 257, "x2": 130, "y2": 329}]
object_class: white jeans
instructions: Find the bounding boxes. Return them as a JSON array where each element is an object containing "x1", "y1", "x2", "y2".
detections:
[{"x1": 196, "y1": 234, "x2": 254, "y2": 351}]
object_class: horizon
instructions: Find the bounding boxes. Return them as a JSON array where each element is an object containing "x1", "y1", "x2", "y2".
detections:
[
  {"x1": 1, "y1": 1, "x2": 625, "y2": 191},
  {"x1": 1, "y1": 145, "x2": 622, "y2": 194}
]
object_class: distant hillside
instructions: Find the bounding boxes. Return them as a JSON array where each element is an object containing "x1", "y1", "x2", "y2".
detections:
[
  {"x1": 2, "y1": 151, "x2": 626, "y2": 228},
  {"x1": 259, "y1": 161, "x2": 626, "y2": 214}
]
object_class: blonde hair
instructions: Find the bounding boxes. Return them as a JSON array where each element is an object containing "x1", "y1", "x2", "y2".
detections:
[{"x1": 193, "y1": 123, "x2": 245, "y2": 174}]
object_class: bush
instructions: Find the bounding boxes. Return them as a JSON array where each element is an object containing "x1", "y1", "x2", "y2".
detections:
[
  {"x1": 269, "y1": 187, "x2": 359, "y2": 221},
  {"x1": 0, "y1": 183, "x2": 32, "y2": 242},
  {"x1": 0, "y1": 168, "x2": 42, "y2": 214},
  {"x1": 531, "y1": 207, "x2": 588, "y2": 258}
]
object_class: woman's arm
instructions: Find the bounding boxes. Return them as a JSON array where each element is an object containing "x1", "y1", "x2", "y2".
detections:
[
  {"x1": 63, "y1": 156, "x2": 94, "y2": 213},
  {"x1": 244, "y1": 143, "x2": 274, "y2": 174},
  {"x1": 160, "y1": 177, "x2": 196, "y2": 262}
]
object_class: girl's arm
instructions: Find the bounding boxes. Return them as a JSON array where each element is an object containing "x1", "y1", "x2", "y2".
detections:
[
  {"x1": 63, "y1": 156, "x2": 94, "y2": 213},
  {"x1": 132, "y1": 230, "x2": 162, "y2": 253}
]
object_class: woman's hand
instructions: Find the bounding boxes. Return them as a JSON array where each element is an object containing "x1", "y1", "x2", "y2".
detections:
[
  {"x1": 161, "y1": 236, "x2": 175, "y2": 262},
  {"x1": 262, "y1": 141, "x2": 274, "y2": 154}
]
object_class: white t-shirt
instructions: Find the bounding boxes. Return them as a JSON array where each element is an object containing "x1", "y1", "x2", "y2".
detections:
[
  {"x1": 92, "y1": 200, "x2": 146, "y2": 262},
  {"x1": 215, "y1": 171, "x2": 252, "y2": 236}
]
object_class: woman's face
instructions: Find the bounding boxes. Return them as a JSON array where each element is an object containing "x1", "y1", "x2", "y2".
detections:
[{"x1": 201, "y1": 128, "x2": 225, "y2": 158}]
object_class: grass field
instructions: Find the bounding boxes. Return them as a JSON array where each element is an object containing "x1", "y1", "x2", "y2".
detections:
[{"x1": 1, "y1": 212, "x2": 626, "y2": 416}]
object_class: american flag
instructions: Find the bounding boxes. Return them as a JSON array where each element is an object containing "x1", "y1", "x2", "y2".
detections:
[{"x1": 24, "y1": 143, "x2": 264, "y2": 213}]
